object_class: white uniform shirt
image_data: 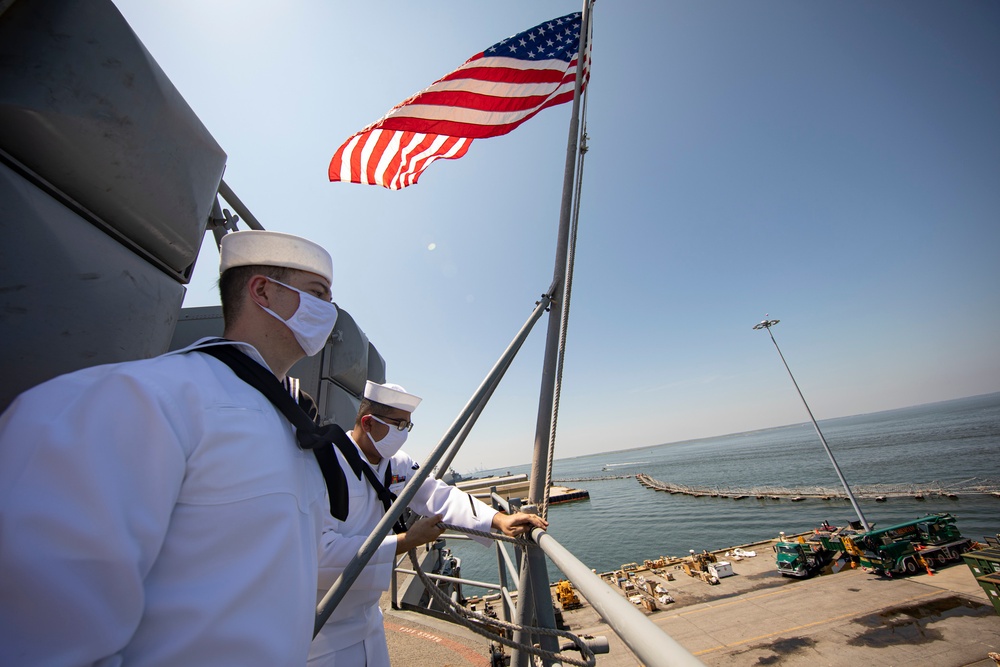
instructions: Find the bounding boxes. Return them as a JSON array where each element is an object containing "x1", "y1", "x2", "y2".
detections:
[
  {"x1": 0, "y1": 340, "x2": 327, "y2": 666},
  {"x1": 309, "y1": 433, "x2": 498, "y2": 664}
]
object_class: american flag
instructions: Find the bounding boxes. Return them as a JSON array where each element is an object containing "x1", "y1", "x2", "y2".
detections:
[{"x1": 328, "y1": 11, "x2": 590, "y2": 190}]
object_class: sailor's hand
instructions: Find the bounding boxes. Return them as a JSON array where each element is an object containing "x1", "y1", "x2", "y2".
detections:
[
  {"x1": 493, "y1": 511, "x2": 548, "y2": 538},
  {"x1": 396, "y1": 514, "x2": 445, "y2": 554}
]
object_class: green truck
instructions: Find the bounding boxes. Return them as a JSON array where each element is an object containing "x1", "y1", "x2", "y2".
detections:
[
  {"x1": 773, "y1": 520, "x2": 858, "y2": 579},
  {"x1": 776, "y1": 513, "x2": 974, "y2": 578},
  {"x1": 774, "y1": 538, "x2": 832, "y2": 578},
  {"x1": 840, "y1": 513, "x2": 974, "y2": 576}
]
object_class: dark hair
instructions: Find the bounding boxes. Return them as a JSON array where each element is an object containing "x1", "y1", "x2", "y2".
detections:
[
  {"x1": 354, "y1": 397, "x2": 394, "y2": 428},
  {"x1": 218, "y1": 265, "x2": 291, "y2": 323}
]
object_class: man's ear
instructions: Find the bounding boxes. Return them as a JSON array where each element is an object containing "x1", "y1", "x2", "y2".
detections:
[{"x1": 247, "y1": 275, "x2": 271, "y2": 308}]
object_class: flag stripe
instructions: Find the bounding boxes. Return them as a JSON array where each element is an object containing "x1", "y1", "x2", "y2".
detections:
[
  {"x1": 329, "y1": 136, "x2": 354, "y2": 183},
  {"x1": 404, "y1": 89, "x2": 569, "y2": 115},
  {"x1": 387, "y1": 61, "x2": 583, "y2": 125},
  {"x1": 411, "y1": 60, "x2": 582, "y2": 105},
  {"x1": 372, "y1": 130, "x2": 404, "y2": 186},
  {"x1": 390, "y1": 133, "x2": 432, "y2": 189},
  {"x1": 377, "y1": 62, "x2": 587, "y2": 138},
  {"x1": 360, "y1": 129, "x2": 387, "y2": 185},
  {"x1": 348, "y1": 133, "x2": 365, "y2": 184},
  {"x1": 330, "y1": 11, "x2": 589, "y2": 189},
  {"x1": 456, "y1": 53, "x2": 584, "y2": 73},
  {"x1": 440, "y1": 62, "x2": 573, "y2": 86},
  {"x1": 422, "y1": 71, "x2": 575, "y2": 97},
  {"x1": 406, "y1": 136, "x2": 471, "y2": 188},
  {"x1": 378, "y1": 89, "x2": 577, "y2": 139},
  {"x1": 330, "y1": 131, "x2": 474, "y2": 190}
]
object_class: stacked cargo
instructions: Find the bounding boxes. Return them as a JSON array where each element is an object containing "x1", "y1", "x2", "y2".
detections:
[
  {"x1": 961, "y1": 546, "x2": 1000, "y2": 616},
  {"x1": 977, "y1": 573, "x2": 1000, "y2": 616}
]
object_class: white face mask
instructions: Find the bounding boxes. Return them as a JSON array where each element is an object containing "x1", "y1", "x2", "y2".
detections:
[
  {"x1": 368, "y1": 416, "x2": 409, "y2": 459},
  {"x1": 258, "y1": 278, "x2": 339, "y2": 356}
]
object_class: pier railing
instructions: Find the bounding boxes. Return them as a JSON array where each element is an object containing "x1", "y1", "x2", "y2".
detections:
[
  {"x1": 530, "y1": 521, "x2": 705, "y2": 666},
  {"x1": 390, "y1": 492, "x2": 705, "y2": 667}
]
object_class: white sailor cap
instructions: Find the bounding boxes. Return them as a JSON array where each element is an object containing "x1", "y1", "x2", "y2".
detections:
[
  {"x1": 364, "y1": 381, "x2": 422, "y2": 413},
  {"x1": 219, "y1": 230, "x2": 333, "y2": 284}
]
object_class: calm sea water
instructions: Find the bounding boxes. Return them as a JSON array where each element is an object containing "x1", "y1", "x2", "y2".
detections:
[{"x1": 447, "y1": 393, "x2": 1000, "y2": 587}]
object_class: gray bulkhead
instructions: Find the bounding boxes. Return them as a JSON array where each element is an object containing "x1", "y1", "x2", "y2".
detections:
[{"x1": 0, "y1": 0, "x2": 377, "y2": 419}]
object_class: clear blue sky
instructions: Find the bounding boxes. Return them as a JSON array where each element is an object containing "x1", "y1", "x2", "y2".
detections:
[{"x1": 113, "y1": 1, "x2": 1000, "y2": 471}]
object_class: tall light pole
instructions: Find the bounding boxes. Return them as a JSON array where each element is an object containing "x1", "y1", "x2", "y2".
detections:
[{"x1": 753, "y1": 317, "x2": 872, "y2": 532}]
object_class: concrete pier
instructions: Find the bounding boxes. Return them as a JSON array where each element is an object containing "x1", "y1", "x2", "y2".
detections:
[
  {"x1": 382, "y1": 535, "x2": 1000, "y2": 666},
  {"x1": 454, "y1": 474, "x2": 590, "y2": 504}
]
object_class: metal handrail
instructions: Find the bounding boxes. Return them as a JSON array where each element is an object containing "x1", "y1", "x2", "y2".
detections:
[
  {"x1": 314, "y1": 295, "x2": 552, "y2": 635},
  {"x1": 387, "y1": 524, "x2": 705, "y2": 666},
  {"x1": 390, "y1": 480, "x2": 704, "y2": 665},
  {"x1": 531, "y1": 528, "x2": 705, "y2": 667}
]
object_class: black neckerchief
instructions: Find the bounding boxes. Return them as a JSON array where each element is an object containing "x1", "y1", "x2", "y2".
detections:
[
  {"x1": 294, "y1": 382, "x2": 409, "y2": 533},
  {"x1": 319, "y1": 422, "x2": 408, "y2": 535},
  {"x1": 193, "y1": 341, "x2": 350, "y2": 521}
]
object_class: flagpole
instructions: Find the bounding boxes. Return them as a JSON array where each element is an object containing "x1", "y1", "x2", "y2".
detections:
[
  {"x1": 526, "y1": 0, "x2": 592, "y2": 541},
  {"x1": 514, "y1": 2, "x2": 593, "y2": 665}
]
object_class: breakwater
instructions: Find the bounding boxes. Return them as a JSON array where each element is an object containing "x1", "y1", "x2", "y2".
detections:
[
  {"x1": 447, "y1": 393, "x2": 1000, "y2": 587},
  {"x1": 636, "y1": 473, "x2": 1000, "y2": 501}
]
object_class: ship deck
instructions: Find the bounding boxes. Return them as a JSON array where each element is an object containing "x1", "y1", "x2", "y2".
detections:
[{"x1": 382, "y1": 536, "x2": 999, "y2": 666}]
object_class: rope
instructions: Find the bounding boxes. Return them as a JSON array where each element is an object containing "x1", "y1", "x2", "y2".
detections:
[
  {"x1": 541, "y1": 84, "x2": 591, "y2": 521},
  {"x1": 405, "y1": 530, "x2": 596, "y2": 667},
  {"x1": 438, "y1": 522, "x2": 535, "y2": 547}
]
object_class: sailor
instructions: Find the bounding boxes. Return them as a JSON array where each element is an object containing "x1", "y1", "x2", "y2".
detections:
[
  {"x1": 0, "y1": 230, "x2": 341, "y2": 666},
  {"x1": 309, "y1": 381, "x2": 548, "y2": 667}
]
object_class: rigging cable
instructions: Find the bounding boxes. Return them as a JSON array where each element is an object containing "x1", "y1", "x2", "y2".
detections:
[{"x1": 541, "y1": 76, "x2": 591, "y2": 521}]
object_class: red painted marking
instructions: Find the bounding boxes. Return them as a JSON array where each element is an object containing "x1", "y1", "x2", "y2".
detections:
[{"x1": 384, "y1": 619, "x2": 490, "y2": 665}]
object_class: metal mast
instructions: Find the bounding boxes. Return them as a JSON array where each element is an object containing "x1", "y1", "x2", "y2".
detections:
[{"x1": 512, "y1": 2, "x2": 594, "y2": 665}]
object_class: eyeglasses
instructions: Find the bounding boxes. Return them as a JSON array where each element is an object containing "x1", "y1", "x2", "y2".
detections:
[
  {"x1": 266, "y1": 277, "x2": 333, "y2": 303},
  {"x1": 370, "y1": 415, "x2": 414, "y2": 433}
]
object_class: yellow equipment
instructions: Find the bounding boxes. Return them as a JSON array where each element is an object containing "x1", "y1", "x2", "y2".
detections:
[{"x1": 556, "y1": 580, "x2": 582, "y2": 610}]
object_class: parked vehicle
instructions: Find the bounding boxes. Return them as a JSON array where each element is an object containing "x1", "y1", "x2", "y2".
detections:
[
  {"x1": 776, "y1": 513, "x2": 974, "y2": 578},
  {"x1": 774, "y1": 539, "x2": 832, "y2": 578},
  {"x1": 840, "y1": 513, "x2": 974, "y2": 576}
]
